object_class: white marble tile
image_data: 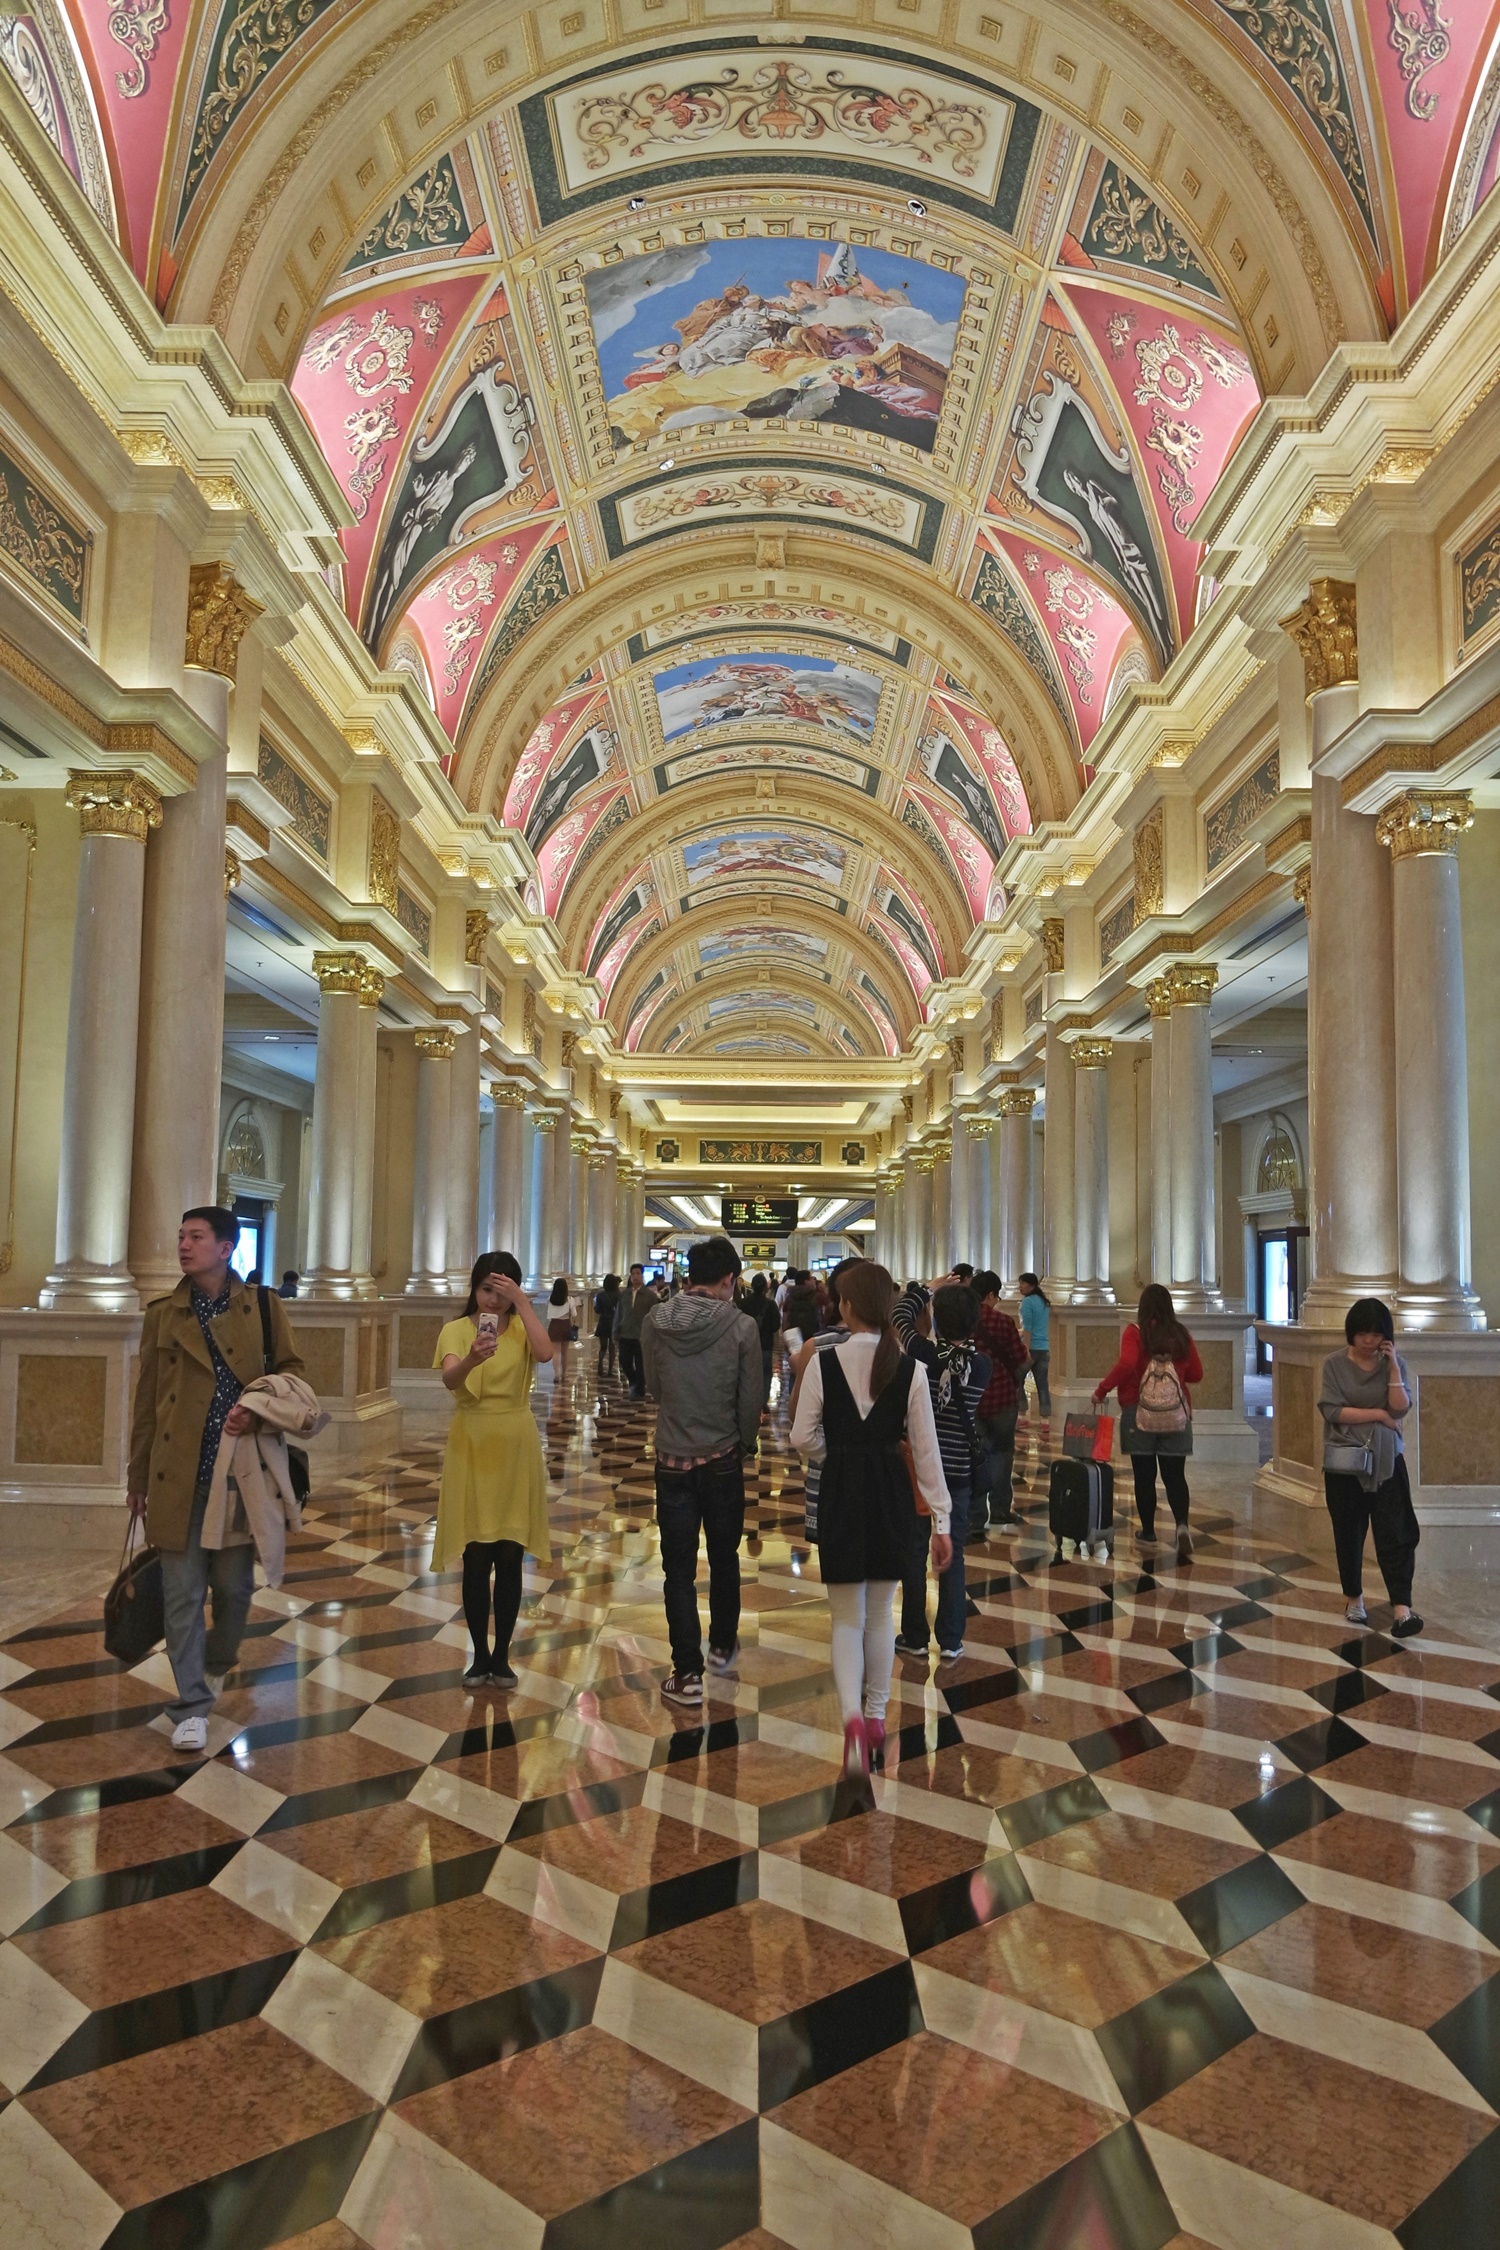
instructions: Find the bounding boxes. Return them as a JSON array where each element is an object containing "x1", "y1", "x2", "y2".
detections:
[
  {"x1": 405, "y1": 1763, "x2": 518, "y2": 1844},
  {"x1": 350, "y1": 1703, "x2": 450, "y2": 1767},
  {"x1": 949, "y1": 1717, "x2": 1083, "y2": 1772},
  {"x1": 269, "y1": 1619, "x2": 348, "y2": 1658},
  {"x1": 318, "y1": 1539, "x2": 383, "y2": 1561},
  {"x1": 870, "y1": 1775, "x2": 1003, "y2": 1846},
  {"x1": 210, "y1": 1838, "x2": 340, "y2": 1942},
  {"x1": 353, "y1": 1562, "x2": 417, "y2": 1589},
  {"x1": 642, "y1": 1770, "x2": 760, "y2": 1847},
  {"x1": 757, "y1": 1850, "x2": 908, "y2": 1953},
  {"x1": 1183, "y1": 1671, "x2": 1322, "y2": 1713},
  {"x1": 1136, "y1": 2120, "x2": 1398, "y2": 2250},
  {"x1": 124, "y1": 1651, "x2": 177, "y2": 1694},
  {"x1": 594, "y1": 1955, "x2": 760, "y2": 2109},
  {"x1": 340, "y1": 2110, "x2": 545, "y2": 2250},
  {"x1": 913, "y1": 1961, "x2": 1128, "y2": 2115},
  {"x1": 1152, "y1": 1721, "x2": 1300, "y2": 1769},
  {"x1": 761, "y1": 2117, "x2": 971, "y2": 2250},
  {"x1": 306, "y1": 1656, "x2": 393, "y2": 1704},
  {"x1": 0, "y1": 2096, "x2": 122, "y2": 2250},
  {"x1": 1010, "y1": 1666, "x2": 1137, "y2": 1715},
  {"x1": 1218, "y1": 1964, "x2": 1493, "y2": 2115},
  {"x1": 0, "y1": 1753, "x2": 51, "y2": 1827},
  {"x1": 388, "y1": 1591, "x2": 460, "y2": 1623},
  {"x1": 757, "y1": 1713, "x2": 845, "y2": 1763},
  {"x1": 510, "y1": 1667, "x2": 575, "y2": 1711},
  {"x1": 1015, "y1": 1852, "x2": 1207, "y2": 1956},
  {"x1": 1092, "y1": 1776, "x2": 1258, "y2": 1848},
  {"x1": 0, "y1": 1650, "x2": 33, "y2": 1689},
  {"x1": 0, "y1": 1830, "x2": 68, "y2": 1937},
  {"x1": 1344, "y1": 1719, "x2": 1498, "y2": 1768},
  {"x1": 0, "y1": 1942, "x2": 89, "y2": 2090},
  {"x1": 483, "y1": 1847, "x2": 617, "y2": 1950},
  {"x1": 0, "y1": 1696, "x2": 39, "y2": 1751},
  {"x1": 431, "y1": 1620, "x2": 473, "y2": 1651},
  {"x1": 1272, "y1": 1852, "x2": 1498, "y2": 1954},
  {"x1": 552, "y1": 1710, "x2": 657, "y2": 1768},
  {"x1": 262, "y1": 1948, "x2": 419, "y2": 2102},
  {"x1": 1314, "y1": 1775, "x2": 1496, "y2": 1842},
  {"x1": 174, "y1": 1757, "x2": 284, "y2": 1834},
  {"x1": 249, "y1": 1588, "x2": 309, "y2": 1618}
]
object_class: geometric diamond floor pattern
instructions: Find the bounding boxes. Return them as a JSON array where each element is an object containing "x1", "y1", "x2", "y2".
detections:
[{"x1": 2, "y1": 1365, "x2": 1500, "y2": 2249}]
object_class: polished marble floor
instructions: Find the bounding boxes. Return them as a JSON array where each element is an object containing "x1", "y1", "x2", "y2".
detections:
[{"x1": 4, "y1": 1365, "x2": 1500, "y2": 2249}]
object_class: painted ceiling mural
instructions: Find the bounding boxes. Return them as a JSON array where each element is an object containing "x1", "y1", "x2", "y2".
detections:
[{"x1": 15, "y1": 0, "x2": 1500, "y2": 1062}]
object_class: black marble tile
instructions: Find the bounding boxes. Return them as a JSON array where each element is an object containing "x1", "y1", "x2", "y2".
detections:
[
  {"x1": 1127, "y1": 1670, "x2": 1204, "y2": 1716},
  {"x1": 1001, "y1": 1631, "x2": 1083, "y2": 1666},
  {"x1": 1395, "y1": 2122, "x2": 1500, "y2": 2250},
  {"x1": 609, "y1": 1851, "x2": 759, "y2": 1950},
  {"x1": 1273, "y1": 1714, "x2": 1369, "y2": 1773},
  {"x1": 1258, "y1": 1551, "x2": 1314, "y2": 1573},
  {"x1": 2, "y1": 1616, "x2": 100, "y2": 1645},
  {"x1": 657, "y1": 1715, "x2": 758, "y2": 1764},
  {"x1": 1465, "y1": 1785, "x2": 1500, "y2": 1837},
  {"x1": 1231, "y1": 1773, "x2": 1342, "y2": 1852},
  {"x1": 898, "y1": 1852, "x2": 1030, "y2": 1952},
  {"x1": 14, "y1": 1840, "x2": 246, "y2": 1932},
  {"x1": 309, "y1": 1845, "x2": 501, "y2": 1943},
  {"x1": 391, "y1": 1957, "x2": 605, "y2": 2099},
  {"x1": 27, "y1": 1952, "x2": 298, "y2": 2087},
  {"x1": 1172, "y1": 1632, "x2": 1244, "y2": 1669},
  {"x1": 15, "y1": 1702, "x2": 170, "y2": 1745},
  {"x1": 507, "y1": 1771, "x2": 652, "y2": 1841},
  {"x1": 255, "y1": 1766, "x2": 421, "y2": 1833},
  {"x1": 758, "y1": 1781, "x2": 852, "y2": 1847},
  {"x1": 1176, "y1": 1854, "x2": 1305, "y2": 1956},
  {"x1": 997, "y1": 1774, "x2": 1110, "y2": 1851},
  {"x1": 1071, "y1": 1716, "x2": 1167, "y2": 1772},
  {"x1": 1452, "y1": 1865, "x2": 1500, "y2": 1948},
  {"x1": 1095, "y1": 1961, "x2": 1255, "y2": 2114},
  {"x1": 1427, "y1": 1969, "x2": 1500, "y2": 2112},
  {"x1": 543, "y1": 2115, "x2": 759, "y2": 2250},
  {"x1": 1228, "y1": 1576, "x2": 1283, "y2": 1601},
  {"x1": 1056, "y1": 1600, "x2": 1117, "y2": 1631},
  {"x1": 1477, "y1": 1727, "x2": 1500, "y2": 1765},
  {"x1": 102, "y1": 2111, "x2": 379, "y2": 2250},
  {"x1": 972, "y1": 2121, "x2": 1178, "y2": 2250},
  {"x1": 892, "y1": 1711, "x2": 965, "y2": 1759},
  {"x1": 437, "y1": 1710, "x2": 560, "y2": 1763},
  {"x1": 1305, "y1": 1670, "x2": 1390, "y2": 1715},
  {"x1": 934, "y1": 1670, "x2": 1021, "y2": 1715},
  {"x1": 11, "y1": 1767, "x2": 193, "y2": 1826},
  {"x1": 1202, "y1": 1600, "x2": 1272, "y2": 1631},
  {"x1": 756, "y1": 1667, "x2": 838, "y2": 1713},
  {"x1": 759, "y1": 1960, "x2": 920, "y2": 2108}
]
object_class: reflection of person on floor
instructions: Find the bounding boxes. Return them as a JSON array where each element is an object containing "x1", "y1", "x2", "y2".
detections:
[
  {"x1": 642, "y1": 1236, "x2": 762, "y2": 1709},
  {"x1": 127, "y1": 1206, "x2": 305, "y2": 1753},
  {"x1": 435, "y1": 1253, "x2": 555, "y2": 1690},
  {"x1": 791, "y1": 1262, "x2": 950, "y2": 1778}
]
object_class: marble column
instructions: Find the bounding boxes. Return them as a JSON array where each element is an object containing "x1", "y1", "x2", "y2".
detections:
[
  {"x1": 1167, "y1": 965, "x2": 1222, "y2": 1311},
  {"x1": 969, "y1": 1123, "x2": 992, "y2": 1272},
  {"x1": 999, "y1": 1090, "x2": 1035, "y2": 1284},
  {"x1": 569, "y1": 1137, "x2": 590, "y2": 1281},
  {"x1": 1042, "y1": 1026, "x2": 1076, "y2": 1299},
  {"x1": 446, "y1": 1026, "x2": 482, "y2": 1289},
  {"x1": 949, "y1": 1118, "x2": 972, "y2": 1268},
  {"x1": 407, "y1": 1029, "x2": 454, "y2": 1292},
  {"x1": 901, "y1": 1150, "x2": 927, "y2": 1281},
  {"x1": 1377, "y1": 791, "x2": 1485, "y2": 1326},
  {"x1": 1071, "y1": 1041, "x2": 1114, "y2": 1304},
  {"x1": 304, "y1": 953, "x2": 370, "y2": 1299},
  {"x1": 42, "y1": 773, "x2": 161, "y2": 1310},
  {"x1": 1146, "y1": 977, "x2": 1174, "y2": 1286},
  {"x1": 587, "y1": 1150, "x2": 614, "y2": 1278},
  {"x1": 489, "y1": 1082, "x2": 527, "y2": 1257},
  {"x1": 546, "y1": 1101, "x2": 573, "y2": 1282},
  {"x1": 932, "y1": 1147, "x2": 953, "y2": 1271},
  {"x1": 989, "y1": 1122, "x2": 1005, "y2": 1276},
  {"x1": 350, "y1": 966, "x2": 382, "y2": 1297},
  {"x1": 1284, "y1": 608, "x2": 1398, "y2": 1320},
  {"x1": 527, "y1": 1113, "x2": 554, "y2": 1286}
]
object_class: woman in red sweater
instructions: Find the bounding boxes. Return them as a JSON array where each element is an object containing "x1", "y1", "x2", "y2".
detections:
[{"x1": 1093, "y1": 1284, "x2": 1203, "y2": 1560}]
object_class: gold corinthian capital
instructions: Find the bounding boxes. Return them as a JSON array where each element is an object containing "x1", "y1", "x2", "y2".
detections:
[{"x1": 184, "y1": 563, "x2": 263, "y2": 680}]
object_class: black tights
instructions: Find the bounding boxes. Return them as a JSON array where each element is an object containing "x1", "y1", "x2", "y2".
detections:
[
  {"x1": 462, "y1": 1539, "x2": 524, "y2": 1669},
  {"x1": 1131, "y1": 1452, "x2": 1190, "y2": 1537}
]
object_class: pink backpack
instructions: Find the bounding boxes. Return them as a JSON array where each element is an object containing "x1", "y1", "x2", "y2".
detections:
[{"x1": 1136, "y1": 1353, "x2": 1189, "y2": 1435}]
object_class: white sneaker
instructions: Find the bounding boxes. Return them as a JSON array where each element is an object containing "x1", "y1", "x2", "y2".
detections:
[{"x1": 171, "y1": 1715, "x2": 207, "y2": 1752}]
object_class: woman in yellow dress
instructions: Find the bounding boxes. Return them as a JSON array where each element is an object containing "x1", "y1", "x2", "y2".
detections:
[{"x1": 433, "y1": 1252, "x2": 555, "y2": 1688}]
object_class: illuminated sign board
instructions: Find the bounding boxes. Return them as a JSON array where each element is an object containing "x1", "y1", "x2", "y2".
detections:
[{"x1": 721, "y1": 1195, "x2": 800, "y2": 1234}]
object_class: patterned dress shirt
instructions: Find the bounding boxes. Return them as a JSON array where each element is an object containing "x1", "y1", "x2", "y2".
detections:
[{"x1": 192, "y1": 1278, "x2": 245, "y2": 1492}]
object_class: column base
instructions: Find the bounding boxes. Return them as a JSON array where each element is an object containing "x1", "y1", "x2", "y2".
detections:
[
  {"x1": 300, "y1": 1272, "x2": 364, "y2": 1302},
  {"x1": 1069, "y1": 1283, "x2": 1117, "y2": 1306},
  {"x1": 1299, "y1": 1276, "x2": 1399, "y2": 1329},
  {"x1": 405, "y1": 1276, "x2": 455, "y2": 1296},
  {"x1": 1395, "y1": 1283, "x2": 1487, "y2": 1333},
  {"x1": 38, "y1": 1266, "x2": 140, "y2": 1313},
  {"x1": 1167, "y1": 1287, "x2": 1225, "y2": 1316}
]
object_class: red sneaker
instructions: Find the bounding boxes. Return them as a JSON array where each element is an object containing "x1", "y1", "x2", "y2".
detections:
[{"x1": 842, "y1": 1717, "x2": 869, "y2": 1776}]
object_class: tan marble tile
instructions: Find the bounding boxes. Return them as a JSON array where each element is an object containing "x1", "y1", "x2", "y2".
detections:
[
  {"x1": 1218, "y1": 1902, "x2": 1499, "y2": 2029},
  {"x1": 506, "y1": 1802, "x2": 744, "y2": 1893},
  {"x1": 920, "y1": 1900, "x2": 1200, "y2": 2028},
  {"x1": 222, "y1": 1731, "x2": 419, "y2": 1799},
  {"x1": 8, "y1": 1792, "x2": 242, "y2": 1879},
  {"x1": 617, "y1": 1897, "x2": 902, "y2": 2024},
  {"x1": 260, "y1": 1800, "x2": 496, "y2": 1888},
  {"x1": 690, "y1": 1741, "x2": 844, "y2": 1806},
  {"x1": 882, "y1": 1740, "x2": 1069, "y2": 1810},
  {"x1": 767, "y1": 1810, "x2": 989, "y2": 1898},
  {"x1": 317, "y1": 1892, "x2": 596, "y2": 2015},
  {"x1": 1107, "y1": 1743, "x2": 1270, "y2": 1811},
  {"x1": 1021, "y1": 1811, "x2": 1259, "y2": 1899},
  {"x1": 13, "y1": 1884, "x2": 292, "y2": 2008},
  {"x1": 1274, "y1": 1807, "x2": 1500, "y2": 1900},
  {"x1": 1309, "y1": 1740, "x2": 1498, "y2": 1810}
]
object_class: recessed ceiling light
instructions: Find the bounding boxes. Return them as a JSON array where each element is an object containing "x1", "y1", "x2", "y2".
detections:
[
  {"x1": 628, "y1": 195, "x2": 646, "y2": 210},
  {"x1": 264, "y1": 1034, "x2": 279, "y2": 1042},
  {"x1": 907, "y1": 198, "x2": 927, "y2": 216},
  {"x1": 659, "y1": 456, "x2": 675, "y2": 471}
]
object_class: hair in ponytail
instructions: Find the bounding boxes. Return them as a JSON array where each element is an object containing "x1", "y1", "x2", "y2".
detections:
[
  {"x1": 1019, "y1": 1271, "x2": 1049, "y2": 1307},
  {"x1": 838, "y1": 1260, "x2": 901, "y2": 1398}
]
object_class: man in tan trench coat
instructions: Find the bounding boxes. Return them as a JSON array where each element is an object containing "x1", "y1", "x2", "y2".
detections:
[{"x1": 127, "y1": 1206, "x2": 304, "y2": 1751}]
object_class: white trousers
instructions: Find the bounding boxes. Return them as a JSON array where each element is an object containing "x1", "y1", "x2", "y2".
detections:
[{"x1": 826, "y1": 1577, "x2": 898, "y2": 1723}]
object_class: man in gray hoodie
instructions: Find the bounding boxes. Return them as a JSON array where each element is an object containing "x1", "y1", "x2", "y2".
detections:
[{"x1": 641, "y1": 1233, "x2": 762, "y2": 1705}]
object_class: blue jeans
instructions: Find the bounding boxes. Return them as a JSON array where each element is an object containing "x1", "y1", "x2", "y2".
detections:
[
  {"x1": 655, "y1": 1454, "x2": 746, "y2": 1676},
  {"x1": 160, "y1": 1484, "x2": 256, "y2": 1723},
  {"x1": 900, "y1": 1483, "x2": 970, "y2": 1650}
]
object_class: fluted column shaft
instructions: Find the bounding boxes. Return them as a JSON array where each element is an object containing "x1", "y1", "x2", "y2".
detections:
[
  {"x1": 1147, "y1": 981, "x2": 1173, "y2": 1286},
  {"x1": 931, "y1": 1150, "x2": 952, "y2": 1273},
  {"x1": 528, "y1": 1116, "x2": 554, "y2": 1286},
  {"x1": 1071, "y1": 1041, "x2": 1114, "y2": 1304},
  {"x1": 1167, "y1": 967, "x2": 1221, "y2": 1311},
  {"x1": 949, "y1": 1122, "x2": 971, "y2": 1268},
  {"x1": 999, "y1": 1091, "x2": 1035, "y2": 1285},
  {"x1": 408, "y1": 1030, "x2": 454, "y2": 1291},
  {"x1": 43, "y1": 774, "x2": 161, "y2": 1309},
  {"x1": 304, "y1": 954, "x2": 375, "y2": 1299},
  {"x1": 546, "y1": 1102, "x2": 573, "y2": 1282},
  {"x1": 1042, "y1": 1026, "x2": 1076, "y2": 1298},
  {"x1": 1379, "y1": 793, "x2": 1484, "y2": 1325},
  {"x1": 446, "y1": 1027, "x2": 482, "y2": 1288},
  {"x1": 569, "y1": 1140, "x2": 590, "y2": 1282},
  {"x1": 489, "y1": 1086, "x2": 527, "y2": 1257},
  {"x1": 350, "y1": 970, "x2": 382, "y2": 1296}
]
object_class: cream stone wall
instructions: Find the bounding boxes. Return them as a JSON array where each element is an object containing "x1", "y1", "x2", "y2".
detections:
[{"x1": 0, "y1": 796, "x2": 79, "y2": 1309}]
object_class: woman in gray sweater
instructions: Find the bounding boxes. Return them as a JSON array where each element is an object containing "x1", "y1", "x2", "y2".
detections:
[{"x1": 1318, "y1": 1297, "x2": 1421, "y2": 1637}]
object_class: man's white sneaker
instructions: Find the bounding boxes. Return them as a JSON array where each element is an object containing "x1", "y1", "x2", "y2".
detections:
[{"x1": 171, "y1": 1715, "x2": 208, "y2": 1752}]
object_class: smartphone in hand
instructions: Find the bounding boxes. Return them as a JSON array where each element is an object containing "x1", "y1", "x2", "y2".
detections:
[{"x1": 476, "y1": 1312, "x2": 499, "y2": 1343}]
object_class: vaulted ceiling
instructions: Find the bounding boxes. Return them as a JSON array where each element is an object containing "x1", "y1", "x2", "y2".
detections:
[{"x1": 9, "y1": 0, "x2": 1498, "y2": 1063}]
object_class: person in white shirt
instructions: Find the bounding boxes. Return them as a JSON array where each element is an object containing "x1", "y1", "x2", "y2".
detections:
[{"x1": 791, "y1": 1261, "x2": 951, "y2": 1776}]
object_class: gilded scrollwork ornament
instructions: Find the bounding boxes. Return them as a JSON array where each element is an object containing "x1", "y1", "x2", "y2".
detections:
[{"x1": 184, "y1": 564, "x2": 263, "y2": 680}]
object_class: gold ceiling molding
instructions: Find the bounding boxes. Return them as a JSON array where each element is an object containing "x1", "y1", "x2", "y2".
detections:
[
  {"x1": 0, "y1": 632, "x2": 198, "y2": 786},
  {"x1": 1338, "y1": 690, "x2": 1500, "y2": 806}
]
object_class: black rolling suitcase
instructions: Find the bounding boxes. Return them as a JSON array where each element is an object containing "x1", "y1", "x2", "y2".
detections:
[{"x1": 1048, "y1": 1456, "x2": 1114, "y2": 1562}]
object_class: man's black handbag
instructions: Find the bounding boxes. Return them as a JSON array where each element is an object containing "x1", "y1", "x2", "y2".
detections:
[
  {"x1": 258, "y1": 1286, "x2": 311, "y2": 1505},
  {"x1": 104, "y1": 1518, "x2": 164, "y2": 1664}
]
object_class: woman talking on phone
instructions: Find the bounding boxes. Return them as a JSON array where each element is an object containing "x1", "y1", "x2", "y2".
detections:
[
  {"x1": 1319, "y1": 1298, "x2": 1422, "y2": 1636},
  {"x1": 434, "y1": 1252, "x2": 555, "y2": 1687}
]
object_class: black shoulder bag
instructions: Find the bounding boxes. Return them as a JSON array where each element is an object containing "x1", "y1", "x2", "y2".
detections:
[{"x1": 258, "y1": 1286, "x2": 312, "y2": 1505}]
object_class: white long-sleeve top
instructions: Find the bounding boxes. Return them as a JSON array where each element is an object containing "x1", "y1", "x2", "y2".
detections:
[{"x1": 790, "y1": 1333, "x2": 952, "y2": 1535}]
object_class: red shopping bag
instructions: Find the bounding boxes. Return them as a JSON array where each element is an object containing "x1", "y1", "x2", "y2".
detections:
[{"x1": 1062, "y1": 1413, "x2": 1115, "y2": 1463}]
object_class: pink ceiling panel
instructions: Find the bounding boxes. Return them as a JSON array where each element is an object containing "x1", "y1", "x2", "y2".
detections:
[
  {"x1": 504, "y1": 687, "x2": 609, "y2": 833},
  {"x1": 398, "y1": 520, "x2": 552, "y2": 742},
  {"x1": 67, "y1": 2, "x2": 193, "y2": 278},
  {"x1": 904, "y1": 783, "x2": 993, "y2": 921},
  {"x1": 1063, "y1": 283, "x2": 1260, "y2": 649},
  {"x1": 291, "y1": 275, "x2": 488, "y2": 623},
  {"x1": 931, "y1": 690, "x2": 1033, "y2": 837},
  {"x1": 1361, "y1": 0, "x2": 1500, "y2": 298},
  {"x1": 986, "y1": 528, "x2": 1138, "y2": 752},
  {"x1": 538, "y1": 785, "x2": 627, "y2": 920}
]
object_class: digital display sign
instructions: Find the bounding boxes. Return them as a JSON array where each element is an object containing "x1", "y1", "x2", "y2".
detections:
[{"x1": 722, "y1": 1195, "x2": 800, "y2": 1234}]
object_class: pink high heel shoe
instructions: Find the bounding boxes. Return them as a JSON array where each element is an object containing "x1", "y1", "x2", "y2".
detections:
[
  {"x1": 842, "y1": 1717, "x2": 870, "y2": 1776},
  {"x1": 864, "y1": 1715, "x2": 887, "y2": 1764}
]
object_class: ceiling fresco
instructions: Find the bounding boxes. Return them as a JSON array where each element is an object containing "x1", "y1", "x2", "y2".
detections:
[{"x1": 11, "y1": 0, "x2": 1500, "y2": 1066}]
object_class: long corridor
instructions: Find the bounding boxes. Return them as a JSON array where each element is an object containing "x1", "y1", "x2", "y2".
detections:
[{"x1": 2, "y1": 1368, "x2": 1499, "y2": 2249}]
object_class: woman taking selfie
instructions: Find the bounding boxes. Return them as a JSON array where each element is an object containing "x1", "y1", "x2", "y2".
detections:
[
  {"x1": 1319, "y1": 1298, "x2": 1421, "y2": 1636},
  {"x1": 791, "y1": 1261, "x2": 951, "y2": 1777},
  {"x1": 435, "y1": 1252, "x2": 555, "y2": 1686}
]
